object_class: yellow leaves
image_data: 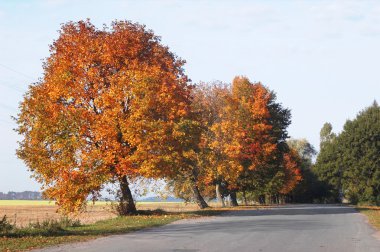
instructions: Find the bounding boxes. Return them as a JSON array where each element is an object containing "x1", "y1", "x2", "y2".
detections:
[
  {"x1": 17, "y1": 20, "x2": 296, "y2": 213},
  {"x1": 16, "y1": 20, "x2": 194, "y2": 214},
  {"x1": 279, "y1": 150, "x2": 302, "y2": 194}
]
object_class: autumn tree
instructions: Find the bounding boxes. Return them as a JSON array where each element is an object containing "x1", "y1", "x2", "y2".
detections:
[
  {"x1": 194, "y1": 77, "x2": 298, "y2": 205},
  {"x1": 167, "y1": 117, "x2": 210, "y2": 209},
  {"x1": 167, "y1": 78, "x2": 294, "y2": 207},
  {"x1": 228, "y1": 77, "x2": 297, "y2": 204},
  {"x1": 16, "y1": 20, "x2": 193, "y2": 215},
  {"x1": 228, "y1": 77, "x2": 274, "y2": 204},
  {"x1": 167, "y1": 77, "x2": 298, "y2": 207},
  {"x1": 279, "y1": 150, "x2": 302, "y2": 195},
  {"x1": 166, "y1": 82, "x2": 234, "y2": 208}
]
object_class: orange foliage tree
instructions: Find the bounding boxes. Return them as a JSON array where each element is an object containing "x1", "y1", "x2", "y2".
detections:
[
  {"x1": 180, "y1": 77, "x2": 301, "y2": 206},
  {"x1": 193, "y1": 83, "x2": 241, "y2": 207},
  {"x1": 279, "y1": 150, "x2": 302, "y2": 195},
  {"x1": 16, "y1": 19, "x2": 301, "y2": 211},
  {"x1": 185, "y1": 77, "x2": 300, "y2": 206},
  {"x1": 225, "y1": 77, "x2": 300, "y2": 204},
  {"x1": 16, "y1": 20, "x2": 193, "y2": 215},
  {"x1": 166, "y1": 83, "x2": 231, "y2": 208},
  {"x1": 232, "y1": 77, "x2": 278, "y2": 171}
]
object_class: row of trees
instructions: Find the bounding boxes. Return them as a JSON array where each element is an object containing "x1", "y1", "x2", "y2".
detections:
[
  {"x1": 16, "y1": 20, "x2": 302, "y2": 215},
  {"x1": 314, "y1": 102, "x2": 380, "y2": 205},
  {"x1": 281, "y1": 102, "x2": 380, "y2": 206},
  {"x1": 167, "y1": 79, "x2": 302, "y2": 207}
]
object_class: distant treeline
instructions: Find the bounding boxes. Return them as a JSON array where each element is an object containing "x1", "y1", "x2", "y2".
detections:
[{"x1": 0, "y1": 191, "x2": 41, "y2": 200}]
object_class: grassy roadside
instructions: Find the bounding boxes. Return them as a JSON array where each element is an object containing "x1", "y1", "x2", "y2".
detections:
[
  {"x1": 356, "y1": 206, "x2": 380, "y2": 230},
  {"x1": 0, "y1": 209, "x2": 226, "y2": 252},
  {"x1": 0, "y1": 200, "x2": 188, "y2": 206}
]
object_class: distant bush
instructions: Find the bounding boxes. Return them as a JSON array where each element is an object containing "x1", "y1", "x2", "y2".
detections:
[
  {"x1": 0, "y1": 215, "x2": 14, "y2": 234},
  {"x1": 60, "y1": 217, "x2": 81, "y2": 227},
  {"x1": 137, "y1": 208, "x2": 167, "y2": 215},
  {"x1": 28, "y1": 217, "x2": 81, "y2": 232}
]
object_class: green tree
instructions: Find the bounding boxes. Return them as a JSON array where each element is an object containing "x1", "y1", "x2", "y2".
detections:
[
  {"x1": 320, "y1": 122, "x2": 336, "y2": 147},
  {"x1": 314, "y1": 102, "x2": 380, "y2": 205},
  {"x1": 314, "y1": 123, "x2": 341, "y2": 202},
  {"x1": 340, "y1": 102, "x2": 380, "y2": 204},
  {"x1": 287, "y1": 138, "x2": 316, "y2": 161}
]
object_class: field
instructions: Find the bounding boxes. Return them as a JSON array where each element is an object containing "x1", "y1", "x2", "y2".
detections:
[
  {"x1": 0, "y1": 200, "x2": 229, "y2": 252},
  {"x1": 0, "y1": 211, "x2": 213, "y2": 252},
  {"x1": 0, "y1": 200, "x2": 203, "y2": 227}
]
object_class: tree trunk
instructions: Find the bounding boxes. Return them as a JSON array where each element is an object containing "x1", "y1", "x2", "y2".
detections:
[
  {"x1": 230, "y1": 191, "x2": 238, "y2": 206},
  {"x1": 215, "y1": 182, "x2": 225, "y2": 207},
  {"x1": 190, "y1": 167, "x2": 208, "y2": 209},
  {"x1": 279, "y1": 195, "x2": 285, "y2": 204},
  {"x1": 259, "y1": 195, "x2": 265, "y2": 205},
  {"x1": 242, "y1": 190, "x2": 248, "y2": 206},
  {"x1": 191, "y1": 179, "x2": 209, "y2": 209},
  {"x1": 118, "y1": 176, "x2": 137, "y2": 215},
  {"x1": 265, "y1": 194, "x2": 271, "y2": 205}
]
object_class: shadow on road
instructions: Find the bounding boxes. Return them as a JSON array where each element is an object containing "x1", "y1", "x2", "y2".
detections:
[
  {"x1": 221, "y1": 204, "x2": 357, "y2": 217},
  {"x1": 137, "y1": 205, "x2": 358, "y2": 236}
]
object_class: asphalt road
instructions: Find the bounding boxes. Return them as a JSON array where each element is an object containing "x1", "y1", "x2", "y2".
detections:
[{"x1": 38, "y1": 204, "x2": 380, "y2": 252}]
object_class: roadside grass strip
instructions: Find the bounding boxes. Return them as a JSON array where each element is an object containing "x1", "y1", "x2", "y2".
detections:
[
  {"x1": 356, "y1": 206, "x2": 380, "y2": 230},
  {"x1": 0, "y1": 208, "x2": 228, "y2": 252}
]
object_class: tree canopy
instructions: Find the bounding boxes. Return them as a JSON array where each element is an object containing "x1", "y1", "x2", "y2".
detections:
[
  {"x1": 314, "y1": 102, "x2": 380, "y2": 205},
  {"x1": 16, "y1": 20, "x2": 193, "y2": 214},
  {"x1": 16, "y1": 20, "x2": 304, "y2": 214}
]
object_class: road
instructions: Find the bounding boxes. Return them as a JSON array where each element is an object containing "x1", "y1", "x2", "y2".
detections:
[{"x1": 38, "y1": 204, "x2": 380, "y2": 252}]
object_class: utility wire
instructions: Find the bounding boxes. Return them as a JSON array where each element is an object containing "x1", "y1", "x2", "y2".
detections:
[
  {"x1": 0, "y1": 101, "x2": 17, "y2": 112},
  {"x1": 0, "y1": 63, "x2": 35, "y2": 81},
  {"x1": 0, "y1": 118, "x2": 14, "y2": 126},
  {"x1": 0, "y1": 62, "x2": 35, "y2": 93},
  {"x1": 0, "y1": 64, "x2": 32, "y2": 116},
  {"x1": 0, "y1": 81, "x2": 26, "y2": 94}
]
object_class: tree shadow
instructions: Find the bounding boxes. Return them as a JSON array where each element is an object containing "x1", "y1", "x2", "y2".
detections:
[
  {"x1": 219, "y1": 204, "x2": 358, "y2": 217},
  {"x1": 1, "y1": 204, "x2": 358, "y2": 238},
  {"x1": 138, "y1": 204, "x2": 358, "y2": 236}
]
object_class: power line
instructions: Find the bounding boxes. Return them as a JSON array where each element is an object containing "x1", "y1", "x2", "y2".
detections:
[
  {"x1": 0, "y1": 110, "x2": 16, "y2": 125},
  {"x1": 0, "y1": 102, "x2": 17, "y2": 112},
  {"x1": 0, "y1": 118, "x2": 14, "y2": 126},
  {"x1": 0, "y1": 81, "x2": 26, "y2": 94},
  {"x1": 0, "y1": 63, "x2": 35, "y2": 81}
]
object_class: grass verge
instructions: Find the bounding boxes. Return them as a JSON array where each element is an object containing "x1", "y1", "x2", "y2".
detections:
[
  {"x1": 0, "y1": 209, "x2": 226, "y2": 252},
  {"x1": 356, "y1": 206, "x2": 380, "y2": 230}
]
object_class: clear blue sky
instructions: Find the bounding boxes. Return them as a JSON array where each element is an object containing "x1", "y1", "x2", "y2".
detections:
[{"x1": 0, "y1": 0, "x2": 379, "y2": 192}]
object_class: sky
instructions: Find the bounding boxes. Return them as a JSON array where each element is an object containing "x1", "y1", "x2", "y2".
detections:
[{"x1": 0, "y1": 0, "x2": 379, "y2": 192}]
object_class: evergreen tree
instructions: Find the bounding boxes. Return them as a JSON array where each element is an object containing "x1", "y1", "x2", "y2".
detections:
[
  {"x1": 314, "y1": 102, "x2": 380, "y2": 205},
  {"x1": 340, "y1": 102, "x2": 380, "y2": 204}
]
